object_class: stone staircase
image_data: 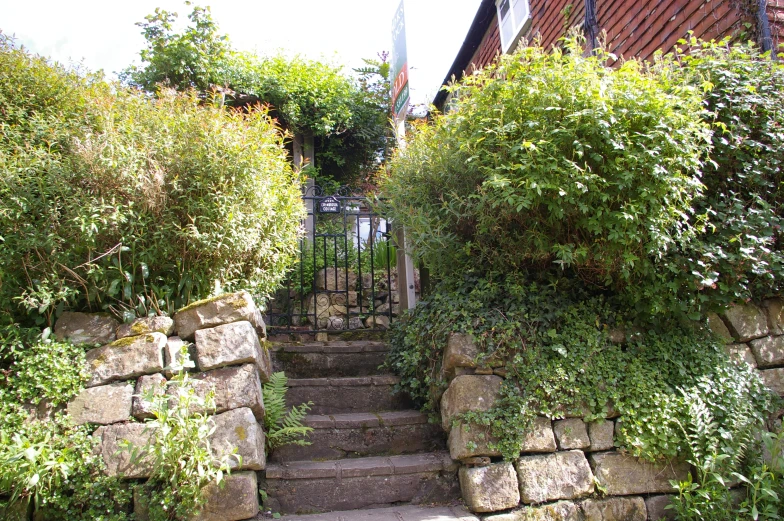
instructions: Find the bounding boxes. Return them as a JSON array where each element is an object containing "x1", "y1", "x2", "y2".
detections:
[{"x1": 261, "y1": 340, "x2": 461, "y2": 516}]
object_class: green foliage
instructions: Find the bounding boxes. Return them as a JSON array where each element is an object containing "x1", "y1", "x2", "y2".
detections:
[
  {"x1": 0, "y1": 328, "x2": 131, "y2": 519},
  {"x1": 387, "y1": 272, "x2": 775, "y2": 462},
  {"x1": 1, "y1": 35, "x2": 304, "y2": 326},
  {"x1": 649, "y1": 39, "x2": 784, "y2": 317},
  {"x1": 121, "y1": 3, "x2": 392, "y2": 186},
  {"x1": 262, "y1": 372, "x2": 313, "y2": 452},
  {"x1": 120, "y1": 4, "x2": 231, "y2": 92},
  {"x1": 130, "y1": 348, "x2": 235, "y2": 521},
  {"x1": 382, "y1": 36, "x2": 710, "y2": 292}
]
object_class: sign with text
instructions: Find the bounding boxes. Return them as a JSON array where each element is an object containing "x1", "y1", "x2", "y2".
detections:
[
  {"x1": 318, "y1": 196, "x2": 341, "y2": 214},
  {"x1": 390, "y1": 0, "x2": 409, "y2": 125}
]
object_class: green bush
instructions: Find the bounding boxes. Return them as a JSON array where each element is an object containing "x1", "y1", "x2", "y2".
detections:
[
  {"x1": 0, "y1": 35, "x2": 304, "y2": 326},
  {"x1": 382, "y1": 36, "x2": 710, "y2": 292}
]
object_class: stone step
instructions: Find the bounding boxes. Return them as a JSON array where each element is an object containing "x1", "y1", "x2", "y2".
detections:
[
  {"x1": 270, "y1": 504, "x2": 479, "y2": 521},
  {"x1": 270, "y1": 410, "x2": 445, "y2": 463},
  {"x1": 286, "y1": 376, "x2": 413, "y2": 415},
  {"x1": 262, "y1": 452, "x2": 460, "y2": 515},
  {"x1": 271, "y1": 341, "x2": 389, "y2": 378}
]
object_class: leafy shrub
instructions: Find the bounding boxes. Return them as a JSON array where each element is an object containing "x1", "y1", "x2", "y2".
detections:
[
  {"x1": 262, "y1": 371, "x2": 313, "y2": 453},
  {"x1": 0, "y1": 35, "x2": 304, "y2": 326},
  {"x1": 387, "y1": 272, "x2": 775, "y2": 462},
  {"x1": 382, "y1": 36, "x2": 710, "y2": 292}
]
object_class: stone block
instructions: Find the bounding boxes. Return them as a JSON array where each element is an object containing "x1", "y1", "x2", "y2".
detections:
[
  {"x1": 726, "y1": 343, "x2": 758, "y2": 369},
  {"x1": 760, "y1": 368, "x2": 784, "y2": 396},
  {"x1": 750, "y1": 335, "x2": 784, "y2": 368},
  {"x1": 85, "y1": 333, "x2": 166, "y2": 387},
  {"x1": 515, "y1": 450, "x2": 594, "y2": 504},
  {"x1": 706, "y1": 312, "x2": 733, "y2": 343},
  {"x1": 520, "y1": 417, "x2": 557, "y2": 453},
  {"x1": 54, "y1": 311, "x2": 119, "y2": 346},
  {"x1": 589, "y1": 452, "x2": 689, "y2": 495},
  {"x1": 484, "y1": 502, "x2": 581, "y2": 521},
  {"x1": 581, "y1": 497, "x2": 646, "y2": 521},
  {"x1": 722, "y1": 303, "x2": 769, "y2": 342},
  {"x1": 191, "y1": 471, "x2": 259, "y2": 521},
  {"x1": 133, "y1": 487, "x2": 151, "y2": 521},
  {"x1": 0, "y1": 498, "x2": 31, "y2": 521},
  {"x1": 441, "y1": 375, "x2": 503, "y2": 431},
  {"x1": 365, "y1": 314, "x2": 390, "y2": 329},
  {"x1": 315, "y1": 268, "x2": 357, "y2": 291},
  {"x1": 174, "y1": 291, "x2": 264, "y2": 340},
  {"x1": 67, "y1": 382, "x2": 133, "y2": 425},
  {"x1": 94, "y1": 423, "x2": 156, "y2": 478},
  {"x1": 195, "y1": 321, "x2": 272, "y2": 382},
  {"x1": 348, "y1": 317, "x2": 364, "y2": 330},
  {"x1": 444, "y1": 333, "x2": 479, "y2": 376},
  {"x1": 459, "y1": 463, "x2": 520, "y2": 513},
  {"x1": 587, "y1": 421, "x2": 615, "y2": 452},
  {"x1": 645, "y1": 495, "x2": 676, "y2": 521},
  {"x1": 553, "y1": 419, "x2": 590, "y2": 450},
  {"x1": 188, "y1": 364, "x2": 265, "y2": 420},
  {"x1": 209, "y1": 407, "x2": 265, "y2": 470},
  {"x1": 326, "y1": 316, "x2": 345, "y2": 330},
  {"x1": 449, "y1": 421, "x2": 501, "y2": 460},
  {"x1": 133, "y1": 374, "x2": 167, "y2": 420},
  {"x1": 116, "y1": 316, "x2": 175, "y2": 339},
  {"x1": 763, "y1": 298, "x2": 784, "y2": 335}
]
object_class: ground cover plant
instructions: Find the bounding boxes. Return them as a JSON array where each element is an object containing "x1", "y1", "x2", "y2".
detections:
[{"x1": 384, "y1": 34, "x2": 784, "y2": 520}]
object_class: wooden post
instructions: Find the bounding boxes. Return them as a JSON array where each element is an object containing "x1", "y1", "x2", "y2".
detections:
[
  {"x1": 395, "y1": 227, "x2": 416, "y2": 310},
  {"x1": 294, "y1": 133, "x2": 315, "y2": 241}
]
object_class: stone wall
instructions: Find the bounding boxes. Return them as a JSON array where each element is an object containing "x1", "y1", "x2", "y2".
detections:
[
  {"x1": 441, "y1": 298, "x2": 784, "y2": 521},
  {"x1": 53, "y1": 291, "x2": 271, "y2": 521}
]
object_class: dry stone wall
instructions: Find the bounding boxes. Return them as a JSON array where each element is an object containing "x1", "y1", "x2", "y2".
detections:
[
  {"x1": 56, "y1": 291, "x2": 271, "y2": 521},
  {"x1": 441, "y1": 298, "x2": 784, "y2": 521}
]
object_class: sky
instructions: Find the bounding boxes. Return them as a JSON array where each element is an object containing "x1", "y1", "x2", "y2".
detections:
[{"x1": 0, "y1": 0, "x2": 480, "y2": 107}]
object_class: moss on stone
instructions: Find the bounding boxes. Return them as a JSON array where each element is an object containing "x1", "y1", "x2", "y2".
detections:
[
  {"x1": 109, "y1": 334, "x2": 156, "y2": 348},
  {"x1": 177, "y1": 292, "x2": 252, "y2": 314}
]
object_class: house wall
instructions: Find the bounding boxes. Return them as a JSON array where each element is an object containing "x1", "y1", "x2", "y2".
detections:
[{"x1": 469, "y1": 15, "x2": 502, "y2": 71}]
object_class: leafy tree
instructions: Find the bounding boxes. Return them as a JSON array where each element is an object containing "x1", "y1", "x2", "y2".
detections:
[{"x1": 120, "y1": 3, "x2": 231, "y2": 92}]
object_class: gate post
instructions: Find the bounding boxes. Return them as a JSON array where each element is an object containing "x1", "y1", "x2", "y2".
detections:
[
  {"x1": 395, "y1": 227, "x2": 417, "y2": 310},
  {"x1": 294, "y1": 133, "x2": 316, "y2": 241}
]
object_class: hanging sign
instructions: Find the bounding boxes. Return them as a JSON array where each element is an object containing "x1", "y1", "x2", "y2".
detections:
[
  {"x1": 318, "y1": 196, "x2": 341, "y2": 214},
  {"x1": 390, "y1": 0, "x2": 410, "y2": 125}
]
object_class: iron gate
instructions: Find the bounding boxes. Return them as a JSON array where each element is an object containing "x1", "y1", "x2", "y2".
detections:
[{"x1": 267, "y1": 186, "x2": 397, "y2": 334}]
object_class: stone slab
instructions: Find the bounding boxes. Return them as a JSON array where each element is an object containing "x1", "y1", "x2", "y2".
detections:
[
  {"x1": 459, "y1": 463, "x2": 520, "y2": 513},
  {"x1": 587, "y1": 421, "x2": 615, "y2": 452},
  {"x1": 760, "y1": 367, "x2": 784, "y2": 396},
  {"x1": 277, "y1": 504, "x2": 479, "y2": 521},
  {"x1": 285, "y1": 376, "x2": 412, "y2": 415},
  {"x1": 210, "y1": 407, "x2": 265, "y2": 471},
  {"x1": 520, "y1": 417, "x2": 557, "y2": 453},
  {"x1": 443, "y1": 333, "x2": 479, "y2": 376},
  {"x1": 117, "y1": 316, "x2": 175, "y2": 339},
  {"x1": 54, "y1": 311, "x2": 119, "y2": 346},
  {"x1": 84, "y1": 333, "x2": 166, "y2": 387},
  {"x1": 449, "y1": 421, "x2": 501, "y2": 460},
  {"x1": 94, "y1": 423, "x2": 155, "y2": 478},
  {"x1": 484, "y1": 502, "x2": 582, "y2": 521},
  {"x1": 515, "y1": 450, "x2": 594, "y2": 504},
  {"x1": 133, "y1": 373, "x2": 167, "y2": 420},
  {"x1": 192, "y1": 471, "x2": 259, "y2": 521},
  {"x1": 553, "y1": 419, "x2": 590, "y2": 450},
  {"x1": 726, "y1": 343, "x2": 758, "y2": 369},
  {"x1": 706, "y1": 312, "x2": 733, "y2": 343},
  {"x1": 440, "y1": 375, "x2": 503, "y2": 432},
  {"x1": 750, "y1": 335, "x2": 784, "y2": 368},
  {"x1": 174, "y1": 291, "x2": 264, "y2": 340},
  {"x1": 195, "y1": 320, "x2": 272, "y2": 382},
  {"x1": 67, "y1": 382, "x2": 133, "y2": 425},
  {"x1": 589, "y1": 453, "x2": 689, "y2": 496},
  {"x1": 271, "y1": 348, "x2": 388, "y2": 378},
  {"x1": 581, "y1": 497, "x2": 646, "y2": 521},
  {"x1": 722, "y1": 303, "x2": 769, "y2": 342},
  {"x1": 645, "y1": 495, "x2": 676, "y2": 521}
]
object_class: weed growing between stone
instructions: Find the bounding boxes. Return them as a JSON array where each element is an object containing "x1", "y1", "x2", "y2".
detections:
[{"x1": 262, "y1": 371, "x2": 313, "y2": 453}]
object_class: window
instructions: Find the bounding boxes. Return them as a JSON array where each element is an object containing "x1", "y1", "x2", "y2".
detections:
[{"x1": 496, "y1": 0, "x2": 531, "y2": 53}]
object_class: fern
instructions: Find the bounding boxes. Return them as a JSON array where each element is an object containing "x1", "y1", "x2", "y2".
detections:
[{"x1": 262, "y1": 372, "x2": 314, "y2": 452}]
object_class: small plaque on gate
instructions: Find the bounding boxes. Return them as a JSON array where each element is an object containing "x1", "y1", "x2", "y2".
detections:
[{"x1": 318, "y1": 196, "x2": 341, "y2": 214}]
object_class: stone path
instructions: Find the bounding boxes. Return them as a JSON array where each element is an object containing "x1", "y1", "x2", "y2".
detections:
[
  {"x1": 262, "y1": 341, "x2": 463, "y2": 516},
  {"x1": 272, "y1": 504, "x2": 478, "y2": 521}
]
